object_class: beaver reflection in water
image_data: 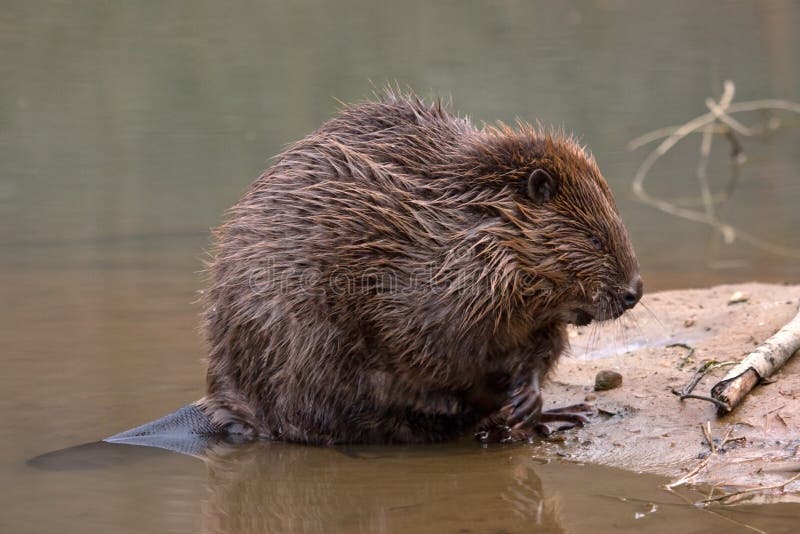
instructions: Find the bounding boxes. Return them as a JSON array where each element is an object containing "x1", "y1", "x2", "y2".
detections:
[{"x1": 187, "y1": 91, "x2": 642, "y2": 445}]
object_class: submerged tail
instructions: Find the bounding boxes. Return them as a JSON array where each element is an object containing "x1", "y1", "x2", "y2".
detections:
[
  {"x1": 104, "y1": 402, "x2": 224, "y2": 456},
  {"x1": 28, "y1": 403, "x2": 224, "y2": 470}
]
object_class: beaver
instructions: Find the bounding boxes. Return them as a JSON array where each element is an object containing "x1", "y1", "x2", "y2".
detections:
[
  {"x1": 185, "y1": 90, "x2": 642, "y2": 445},
  {"x1": 89, "y1": 90, "x2": 642, "y2": 453}
]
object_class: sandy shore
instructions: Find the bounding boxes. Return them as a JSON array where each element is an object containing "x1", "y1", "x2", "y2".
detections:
[{"x1": 536, "y1": 282, "x2": 800, "y2": 503}]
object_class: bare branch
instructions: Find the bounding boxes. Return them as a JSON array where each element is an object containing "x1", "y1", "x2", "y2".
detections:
[{"x1": 629, "y1": 81, "x2": 800, "y2": 259}]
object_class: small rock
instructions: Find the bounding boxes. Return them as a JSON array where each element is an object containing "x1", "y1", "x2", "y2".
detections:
[
  {"x1": 595, "y1": 370, "x2": 623, "y2": 391},
  {"x1": 728, "y1": 291, "x2": 749, "y2": 305},
  {"x1": 684, "y1": 318, "x2": 696, "y2": 327},
  {"x1": 585, "y1": 393, "x2": 597, "y2": 402}
]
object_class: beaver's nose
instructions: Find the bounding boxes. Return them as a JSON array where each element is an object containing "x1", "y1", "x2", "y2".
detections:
[{"x1": 621, "y1": 275, "x2": 643, "y2": 310}]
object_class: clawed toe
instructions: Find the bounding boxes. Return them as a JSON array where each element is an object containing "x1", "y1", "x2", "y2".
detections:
[
  {"x1": 536, "y1": 404, "x2": 596, "y2": 432},
  {"x1": 541, "y1": 403, "x2": 594, "y2": 416},
  {"x1": 475, "y1": 425, "x2": 512, "y2": 444},
  {"x1": 505, "y1": 395, "x2": 541, "y2": 428}
]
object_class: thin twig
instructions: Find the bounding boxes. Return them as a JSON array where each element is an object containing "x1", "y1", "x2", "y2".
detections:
[
  {"x1": 703, "y1": 81, "x2": 751, "y2": 138},
  {"x1": 762, "y1": 404, "x2": 787, "y2": 417},
  {"x1": 666, "y1": 455, "x2": 711, "y2": 489},
  {"x1": 672, "y1": 360, "x2": 737, "y2": 398},
  {"x1": 628, "y1": 99, "x2": 800, "y2": 149},
  {"x1": 696, "y1": 124, "x2": 717, "y2": 227},
  {"x1": 665, "y1": 486, "x2": 769, "y2": 533},
  {"x1": 705, "y1": 101, "x2": 754, "y2": 137},
  {"x1": 718, "y1": 80, "x2": 736, "y2": 108},
  {"x1": 702, "y1": 421, "x2": 717, "y2": 454},
  {"x1": 671, "y1": 393, "x2": 732, "y2": 412},
  {"x1": 718, "y1": 428, "x2": 737, "y2": 449},
  {"x1": 627, "y1": 124, "x2": 729, "y2": 150},
  {"x1": 701, "y1": 473, "x2": 800, "y2": 505}
]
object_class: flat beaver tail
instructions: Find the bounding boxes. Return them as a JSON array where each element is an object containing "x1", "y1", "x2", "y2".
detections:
[{"x1": 101, "y1": 403, "x2": 222, "y2": 455}]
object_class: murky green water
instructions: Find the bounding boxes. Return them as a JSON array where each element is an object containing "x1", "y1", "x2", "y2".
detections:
[{"x1": 2, "y1": 1, "x2": 799, "y2": 532}]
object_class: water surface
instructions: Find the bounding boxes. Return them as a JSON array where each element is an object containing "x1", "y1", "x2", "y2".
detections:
[{"x1": 2, "y1": 1, "x2": 799, "y2": 532}]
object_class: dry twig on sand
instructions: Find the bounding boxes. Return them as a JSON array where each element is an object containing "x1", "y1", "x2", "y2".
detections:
[
  {"x1": 670, "y1": 360, "x2": 736, "y2": 411},
  {"x1": 711, "y1": 303, "x2": 800, "y2": 413},
  {"x1": 666, "y1": 424, "x2": 738, "y2": 490},
  {"x1": 666, "y1": 424, "x2": 800, "y2": 506},
  {"x1": 666, "y1": 304, "x2": 800, "y2": 414}
]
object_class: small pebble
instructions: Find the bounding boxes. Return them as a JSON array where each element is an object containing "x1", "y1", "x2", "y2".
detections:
[
  {"x1": 595, "y1": 370, "x2": 623, "y2": 391},
  {"x1": 728, "y1": 291, "x2": 748, "y2": 305},
  {"x1": 585, "y1": 393, "x2": 598, "y2": 402},
  {"x1": 684, "y1": 318, "x2": 696, "y2": 327}
]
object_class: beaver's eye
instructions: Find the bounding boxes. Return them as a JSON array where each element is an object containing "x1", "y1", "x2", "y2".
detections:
[{"x1": 589, "y1": 236, "x2": 603, "y2": 251}]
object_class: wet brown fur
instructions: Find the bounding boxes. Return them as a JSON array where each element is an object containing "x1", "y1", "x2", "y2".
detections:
[{"x1": 199, "y1": 90, "x2": 640, "y2": 444}]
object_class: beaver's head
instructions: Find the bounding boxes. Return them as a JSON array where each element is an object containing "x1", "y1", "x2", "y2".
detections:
[{"x1": 459, "y1": 124, "x2": 642, "y2": 327}]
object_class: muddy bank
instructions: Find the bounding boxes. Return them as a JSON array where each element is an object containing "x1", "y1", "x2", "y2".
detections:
[{"x1": 536, "y1": 283, "x2": 800, "y2": 503}]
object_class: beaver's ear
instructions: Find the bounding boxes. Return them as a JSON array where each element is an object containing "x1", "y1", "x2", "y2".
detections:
[{"x1": 527, "y1": 169, "x2": 559, "y2": 203}]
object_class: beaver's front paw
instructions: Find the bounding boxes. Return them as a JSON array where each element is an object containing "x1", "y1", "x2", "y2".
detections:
[
  {"x1": 475, "y1": 383, "x2": 544, "y2": 443},
  {"x1": 504, "y1": 385, "x2": 594, "y2": 441},
  {"x1": 475, "y1": 375, "x2": 596, "y2": 443}
]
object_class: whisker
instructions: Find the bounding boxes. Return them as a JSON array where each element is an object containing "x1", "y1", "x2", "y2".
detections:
[
  {"x1": 637, "y1": 301, "x2": 667, "y2": 334},
  {"x1": 585, "y1": 318, "x2": 601, "y2": 359},
  {"x1": 619, "y1": 309, "x2": 635, "y2": 355},
  {"x1": 588, "y1": 297, "x2": 614, "y2": 359},
  {"x1": 611, "y1": 300, "x2": 625, "y2": 358}
]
